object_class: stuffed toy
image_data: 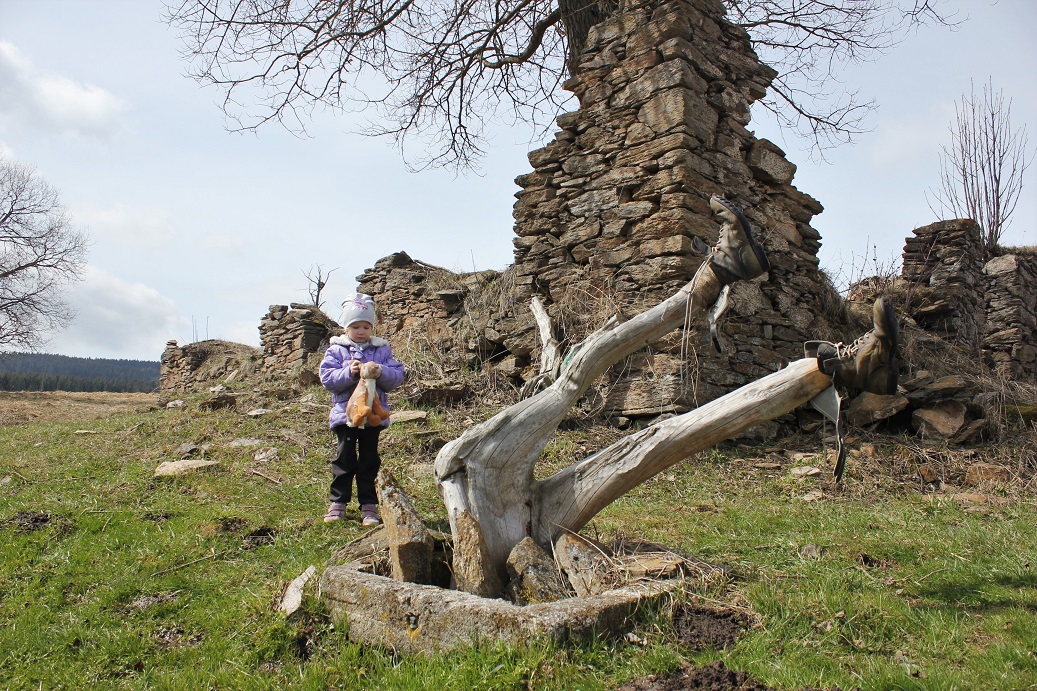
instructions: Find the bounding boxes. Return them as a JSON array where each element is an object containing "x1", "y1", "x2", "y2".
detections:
[{"x1": 346, "y1": 361, "x2": 390, "y2": 428}]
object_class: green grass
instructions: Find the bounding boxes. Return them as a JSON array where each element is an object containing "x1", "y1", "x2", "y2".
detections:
[{"x1": 1, "y1": 394, "x2": 1035, "y2": 690}]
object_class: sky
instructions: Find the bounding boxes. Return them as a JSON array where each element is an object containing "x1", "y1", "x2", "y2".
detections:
[{"x1": 1, "y1": 0, "x2": 1034, "y2": 362}]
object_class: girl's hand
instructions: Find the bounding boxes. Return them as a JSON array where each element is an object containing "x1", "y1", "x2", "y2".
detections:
[{"x1": 348, "y1": 360, "x2": 361, "y2": 376}]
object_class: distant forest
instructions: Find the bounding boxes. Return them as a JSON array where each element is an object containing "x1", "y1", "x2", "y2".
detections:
[{"x1": 0, "y1": 352, "x2": 160, "y2": 393}]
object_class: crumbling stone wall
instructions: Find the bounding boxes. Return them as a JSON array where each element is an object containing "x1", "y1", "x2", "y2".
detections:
[
  {"x1": 899, "y1": 220, "x2": 1037, "y2": 384},
  {"x1": 258, "y1": 303, "x2": 342, "y2": 382},
  {"x1": 983, "y1": 250, "x2": 1037, "y2": 383},
  {"x1": 901, "y1": 219, "x2": 987, "y2": 350},
  {"x1": 160, "y1": 339, "x2": 261, "y2": 393},
  {"x1": 160, "y1": 303, "x2": 341, "y2": 393},
  {"x1": 354, "y1": 252, "x2": 513, "y2": 374},
  {"x1": 498, "y1": 0, "x2": 840, "y2": 415}
]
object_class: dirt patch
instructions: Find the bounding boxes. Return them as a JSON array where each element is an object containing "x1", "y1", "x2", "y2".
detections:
[
  {"x1": 0, "y1": 391, "x2": 160, "y2": 426},
  {"x1": 9, "y1": 511, "x2": 51, "y2": 531},
  {"x1": 671, "y1": 603, "x2": 751, "y2": 650},
  {"x1": 616, "y1": 660, "x2": 837, "y2": 691}
]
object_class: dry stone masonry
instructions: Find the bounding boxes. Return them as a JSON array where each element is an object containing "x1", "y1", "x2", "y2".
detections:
[
  {"x1": 901, "y1": 219, "x2": 987, "y2": 350},
  {"x1": 983, "y1": 250, "x2": 1037, "y2": 383}
]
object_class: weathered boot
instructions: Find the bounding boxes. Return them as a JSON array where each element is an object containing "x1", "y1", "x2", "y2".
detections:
[
  {"x1": 805, "y1": 297, "x2": 900, "y2": 395},
  {"x1": 706, "y1": 195, "x2": 770, "y2": 285}
]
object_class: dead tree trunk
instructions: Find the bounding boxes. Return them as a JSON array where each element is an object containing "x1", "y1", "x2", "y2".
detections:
[{"x1": 433, "y1": 249, "x2": 839, "y2": 593}]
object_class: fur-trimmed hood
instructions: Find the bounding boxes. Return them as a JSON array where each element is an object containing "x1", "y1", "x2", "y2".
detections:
[{"x1": 330, "y1": 334, "x2": 388, "y2": 348}]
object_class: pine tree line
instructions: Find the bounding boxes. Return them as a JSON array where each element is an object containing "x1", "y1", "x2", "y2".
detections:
[{"x1": 0, "y1": 352, "x2": 160, "y2": 393}]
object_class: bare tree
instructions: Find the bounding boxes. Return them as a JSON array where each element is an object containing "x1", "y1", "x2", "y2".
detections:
[
  {"x1": 165, "y1": 0, "x2": 950, "y2": 168},
  {"x1": 0, "y1": 157, "x2": 89, "y2": 351},
  {"x1": 928, "y1": 79, "x2": 1032, "y2": 253},
  {"x1": 302, "y1": 264, "x2": 336, "y2": 309}
]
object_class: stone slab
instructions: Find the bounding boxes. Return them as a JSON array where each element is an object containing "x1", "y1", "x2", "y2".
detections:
[{"x1": 319, "y1": 564, "x2": 681, "y2": 653}]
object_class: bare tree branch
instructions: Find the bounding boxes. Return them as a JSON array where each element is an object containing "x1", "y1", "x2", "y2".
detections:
[
  {"x1": 928, "y1": 78, "x2": 1033, "y2": 253},
  {"x1": 0, "y1": 157, "x2": 89, "y2": 351},
  {"x1": 166, "y1": 0, "x2": 954, "y2": 168}
]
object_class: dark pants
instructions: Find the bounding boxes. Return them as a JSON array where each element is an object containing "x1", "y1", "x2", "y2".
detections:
[{"x1": 329, "y1": 424, "x2": 382, "y2": 505}]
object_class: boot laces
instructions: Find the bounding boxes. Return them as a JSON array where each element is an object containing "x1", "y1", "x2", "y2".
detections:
[{"x1": 835, "y1": 330, "x2": 871, "y2": 360}]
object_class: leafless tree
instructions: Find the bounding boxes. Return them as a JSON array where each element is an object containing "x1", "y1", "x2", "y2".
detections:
[
  {"x1": 302, "y1": 264, "x2": 336, "y2": 309},
  {"x1": 165, "y1": 0, "x2": 950, "y2": 168},
  {"x1": 928, "y1": 79, "x2": 1032, "y2": 253},
  {"x1": 0, "y1": 157, "x2": 89, "y2": 351}
]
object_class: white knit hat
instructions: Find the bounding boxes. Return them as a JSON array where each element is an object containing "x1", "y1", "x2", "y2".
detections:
[{"x1": 339, "y1": 293, "x2": 377, "y2": 328}]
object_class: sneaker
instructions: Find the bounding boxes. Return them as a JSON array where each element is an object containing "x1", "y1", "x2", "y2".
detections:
[
  {"x1": 360, "y1": 504, "x2": 381, "y2": 527},
  {"x1": 323, "y1": 501, "x2": 347, "y2": 523},
  {"x1": 806, "y1": 297, "x2": 900, "y2": 395},
  {"x1": 707, "y1": 195, "x2": 770, "y2": 285}
]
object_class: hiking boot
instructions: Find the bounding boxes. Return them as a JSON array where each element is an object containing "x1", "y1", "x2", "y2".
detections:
[
  {"x1": 805, "y1": 297, "x2": 900, "y2": 395},
  {"x1": 360, "y1": 504, "x2": 381, "y2": 527},
  {"x1": 706, "y1": 195, "x2": 770, "y2": 285},
  {"x1": 323, "y1": 501, "x2": 348, "y2": 523}
]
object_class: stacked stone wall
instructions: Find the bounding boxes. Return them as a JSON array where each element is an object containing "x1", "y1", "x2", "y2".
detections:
[
  {"x1": 258, "y1": 303, "x2": 342, "y2": 380},
  {"x1": 901, "y1": 219, "x2": 987, "y2": 349},
  {"x1": 498, "y1": 0, "x2": 841, "y2": 416},
  {"x1": 983, "y1": 251, "x2": 1037, "y2": 383}
]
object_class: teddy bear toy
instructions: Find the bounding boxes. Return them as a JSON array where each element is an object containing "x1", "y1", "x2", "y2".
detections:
[{"x1": 345, "y1": 361, "x2": 390, "y2": 428}]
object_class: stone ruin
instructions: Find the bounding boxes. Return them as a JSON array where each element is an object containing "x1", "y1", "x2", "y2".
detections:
[
  {"x1": 155, "y1": 0, "x2": 1037, "y2": 655},
  {"x1": 160, "y1": 0, "x2": 1036, "y2": 436}
]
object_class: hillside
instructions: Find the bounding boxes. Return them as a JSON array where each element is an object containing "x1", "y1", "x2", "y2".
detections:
[{"x1": 0, "y1": 352, "x2": 160, "y2": 393}]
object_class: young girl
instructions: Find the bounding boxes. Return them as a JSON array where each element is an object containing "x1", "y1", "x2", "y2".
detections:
[{"x1": 319, "y1": 293, "x2": 405, "y2": 525}]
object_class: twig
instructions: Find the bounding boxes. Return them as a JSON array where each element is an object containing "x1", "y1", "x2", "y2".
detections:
[
  {"x1": 150, "y1": 552, "x2": 219, "y2": 578},
  {"x1": 251, "y1": 469, "x2": 282, "y2": 485},
  {"x1": 913, "y1": 567, "x2": 949, "y2": 586}
]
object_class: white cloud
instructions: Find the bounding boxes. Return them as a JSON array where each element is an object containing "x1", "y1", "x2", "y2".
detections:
[
  {"x1": 43, "y1": 266, "x2": 190, "y2": 361},
  {"x1": 74, "y1": 203, "x2": 174, "y2": 248},
  {"x1": 198, "y1": 234, "x2": 246, "y2": 252},
  {"x1": 0, "y1": 41, "x2": 127, "y2": 142}
]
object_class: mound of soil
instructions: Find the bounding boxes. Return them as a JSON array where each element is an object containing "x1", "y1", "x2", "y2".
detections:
[{"x1": 672, "y1": 604, "x2": 751, "y2": 650}]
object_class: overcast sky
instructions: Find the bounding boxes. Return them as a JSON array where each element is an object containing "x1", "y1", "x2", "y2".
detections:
[{"x1": 1, "y1": 0, "x2": 1034, "y2": 362}]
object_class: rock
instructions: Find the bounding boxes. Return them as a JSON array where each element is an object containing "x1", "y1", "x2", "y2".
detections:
[
  {"x1": 554, "y1": 533, "x2": 614, "y2": 596},
  {"x1": 620, "y1": 552, "x2": 687, "y2": 580},
  {"x1": 166, "y1": 400, "x2": 185, "y2": 408},
  {"x1": 903, "y1": 375, "x2": 971, "y2": 406},
  {"x1": 280, "y1": 565, "x2": 317, "y2": 615},
  {"x1": 801, "y1": 489, "x2": 824, "y2": 502},
  {"x1": 200, "y1": 393, "x2": 237, "y2": 411},
  {"x1": 411, "y1": 380, "x2": 469, "y2": 405},
  {"x1": 254, "y1": 447, "x2": 279, "y2": 462},
  {"x1": 247, "y1": 408, "x2": 273, "y2": 417},
  {"x1": 390, "y1": 410, "x2": 428, "y2": 424},
  {"x1": 376, "y1": 471, "x2": 434, "y2": 585},
  {"x1": 228, "y1": 437, "x2": 264, "y2": 448},
  {"x1": 918, "y1": 464, "x2": 939, "y2": 484},
  {"x1": 964, "y1": 462, "x2": 1011, "y2": 486},
  {"x1": 173, "y1": 442, "x2": 200, "y2": 458},
  {"x1": 845, "y1": 392, "x2": 910, "y2": 427},
  {"x1": 913, "y1": 400, "x2": 968, "y2": 438},
  {"x1": 789, "y1": 466, "x2": 821, "y2": 478},
  {"x1": 506, "y1": 538, "x2": 573, "y2": 605},
  {"x1": 452, "y1": 510, "x2": 503, "y2": 598},
  {"x1": 154, "y1": 459, "x2": 219, "y2": 477},
  {"x1": 320, "y1": 563, "x2": 680, "y2": 654}
]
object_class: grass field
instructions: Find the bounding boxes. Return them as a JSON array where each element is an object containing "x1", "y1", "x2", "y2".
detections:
[{"x1": 1, "y1": 389, "x2": 1035, "y2": 690}]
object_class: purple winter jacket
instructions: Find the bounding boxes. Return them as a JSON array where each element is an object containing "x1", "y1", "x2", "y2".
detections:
[{"x1": 319, "y1": 335, "x2": 405, "y2": 429}]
